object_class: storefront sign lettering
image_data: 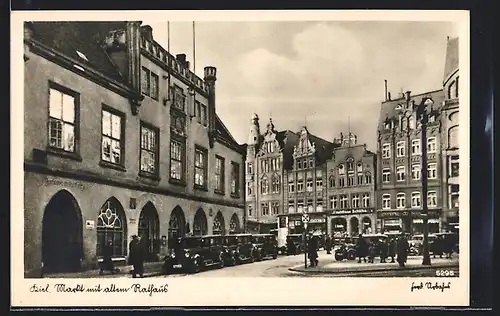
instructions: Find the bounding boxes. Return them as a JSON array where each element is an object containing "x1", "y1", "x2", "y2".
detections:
[
  {"x1": 46, "y1": 177, "x2": 85, "y2": 191},
  {"x1": 331, "y1": 209, "x2": 374, "y2": 216},
  {"x1": 377, "y1": 210, "x2": 409, "y2": 218},
  {"x1": 308, "y1": 218, "x2": 325, "y2": 223},
  {"x1": 411, "y1": 210, "x2": 440, "y2": 218}
]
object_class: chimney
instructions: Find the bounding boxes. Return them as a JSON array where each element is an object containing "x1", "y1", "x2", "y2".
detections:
[
  {"x1": 140, "y1": 25, "x2": 153, "y2": 41},
  {"x1": 405, "y1": 90, "x2": 411, "y2": 101},
  {"x1": 204, "y1": 66, "x2": 217, "y2": 148},
  {"x1": 176, "y1": 54, "x2": 186, "y2": 64},
  {"x1": 388, "y1": 92, "x2": 391, "y2": 101},
  {"x1": 384, "y1": 79, "x2": 388, "y2": 101}
]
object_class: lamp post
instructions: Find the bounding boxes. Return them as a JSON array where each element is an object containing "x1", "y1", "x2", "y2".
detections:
[{"x1": 418, "y1": 97, "x2": 433, "y2": 266}]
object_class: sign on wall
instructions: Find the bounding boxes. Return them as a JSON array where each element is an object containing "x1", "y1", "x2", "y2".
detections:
[{"x1": 85, "y1": 220, "x2": 95, "y2": 230}]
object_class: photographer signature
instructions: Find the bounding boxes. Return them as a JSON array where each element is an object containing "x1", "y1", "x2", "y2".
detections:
[{"x1": 411, "y1": 281, "x2": 451, "y2": 292}]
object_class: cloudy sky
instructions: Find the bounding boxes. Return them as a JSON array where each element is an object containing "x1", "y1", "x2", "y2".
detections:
[{"x1": 143, "y1": 20, "x2": 458, "y2": 150}]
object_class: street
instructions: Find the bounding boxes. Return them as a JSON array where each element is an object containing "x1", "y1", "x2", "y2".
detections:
[{"x1": 150, "y1": 250, "x2": 459, "y2": 278}]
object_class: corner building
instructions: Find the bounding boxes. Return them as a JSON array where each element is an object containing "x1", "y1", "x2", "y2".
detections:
[
  {"x1": 23, "y1": 22, "x2": 245, "y2": 277},
  {"x1": 325, "y1": 133, "x2": 377, "y2": 237},
  {"x1": 376, "y1": 89, "x2": 445, "y2": 235}
]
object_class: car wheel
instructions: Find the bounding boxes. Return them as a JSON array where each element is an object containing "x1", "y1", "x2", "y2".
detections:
[
  {"x1": 335, "y1": 253, "x2": 344, "y2": 261},
  {"x1": 219, "y1": 255, "x2": 225, "y2": 269},
  {"x1": 191, "y1": 258, "x2": 201, "y2": 274},
  {"x1": 272, "y1": 253, "x2": 277, "y2": 259}
]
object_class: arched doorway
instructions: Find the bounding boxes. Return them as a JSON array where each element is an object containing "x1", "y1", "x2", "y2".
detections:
[
  {"x1": 331, "y1": 218, "x2": 347, "y2": 237},
  {"x1": 96, "y1": 197, "x2": 127, "y2": 258},
  {"x1": 362, "y1": 217, "x2": 372, "y2": 234},
  {"x1": 138, "y1": 202, "x2": 160, "y2": 261},
  {"x1": 229, "y1": 213, "x2": 240, "y2": 233},
  {"x1": 193, "y1": 209, "x2": 208, "y2": 236},
  {"x1": 213, "y1": 211, "x2": 225, "y2": 235},
  {"x1": 168, "y1": 206, "x2": 186, "y2": 249},
  {"x1": 42, "y1": 190, "x2": 83, "y2": 273},
  {"x1": 350, "y1": 217, "x2": 359, "y2": 236}
]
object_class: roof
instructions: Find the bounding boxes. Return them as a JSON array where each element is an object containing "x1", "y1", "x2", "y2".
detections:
[
  {"x1": 215, "y1": 114, "x2": 242, "y2": 150},
  {"x1": 377, "y1": 89, "x2": 445, "y2": 131},
  {"x1": 443, "y1": 37, "x2": 459, "y2": 85},
  {"x1": 28, "y1": 21, "x2": 128, "y2": 82}
]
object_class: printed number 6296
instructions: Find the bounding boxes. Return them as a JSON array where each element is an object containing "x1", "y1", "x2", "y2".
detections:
[{"x1": 436, "y1": 270, "x2": 455, "y2": 277}]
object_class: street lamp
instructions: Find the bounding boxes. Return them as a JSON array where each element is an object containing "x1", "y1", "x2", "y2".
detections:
[{"x1": 418, "y1": 97, "x2": 433, "y2": 266}]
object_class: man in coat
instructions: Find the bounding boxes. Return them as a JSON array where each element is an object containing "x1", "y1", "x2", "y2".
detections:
[
  {"x1": 388, "y1": 238, "x2": 397, "y2": 263},
  {"x1": 307, "y1": 234, "x2": 319, "y2": 267},
  {"x1": 380, "y1": 238, "x2": 389, "y2": 263},
  {"x1": 356, "y1": 234, "x2": 368, "y2": 263},
  {"x1": 100, "y1": 240, "x2": 115, "y2": 275},
  {"x1": 129, "y1": 235, "x2": 146, "y2": 278},
  {"x1": 396, "y1": 233, "x2": 410, "y2": 267},
  {"x1": 325, "y1": 235, "x2": 332, "y2": 254}
]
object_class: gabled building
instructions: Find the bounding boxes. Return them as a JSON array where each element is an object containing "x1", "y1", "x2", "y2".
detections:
[
  {"x1": 326, "y1": 132, "x2": 377, "y2": 237},
  {"x1": 23, "y1": 21, "x2": 245, "y2": 277},
  {"x1": 376, "y1": 88, "x2": 445, "y2": 235},
  {"x1": 440, "y1": 37, "x2": 460, "y2": 232}
]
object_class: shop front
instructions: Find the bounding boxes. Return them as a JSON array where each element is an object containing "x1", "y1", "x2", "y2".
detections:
[
  {"x1": 327, "y1": 208, "x2": 377, "y2": 237},
  {"x1": 287, "y1": 213, "x2": 327, "y2": 235},
  {"x1": 411, "y1": 210, "x2": 442, "y2": 234},
  {"x1": 378, "y1": 209, "x2": 442, "y2": 235},
  {"x1": 443, "y1": 209, "x2": 459, "y2": 233}
]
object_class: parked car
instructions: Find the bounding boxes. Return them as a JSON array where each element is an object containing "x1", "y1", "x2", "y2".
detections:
[
  {"x1": 286, "y1": 234, "x2": 305, "y2": 255},
  {"x1": 408, "y1": 234, "x2": 437, "y2": 255},
  {"x1": 222, "y1": 233, "x2": 256, "y2": 265},
  {"x1": 357, "y1": 233, "x2": 389, "y2": 258},
  {"x1": 334, "y1": 241, "x2": 357, "y2": 261},
  {"x1": 163, "y1": 235, "x2": 226, "y2": 274},
  {"x1": 252, "y1": 234, "x2": 278, "y2": 260},
  {"x1": 434, "y1": 232, "x2": 459, "y2": 254}
]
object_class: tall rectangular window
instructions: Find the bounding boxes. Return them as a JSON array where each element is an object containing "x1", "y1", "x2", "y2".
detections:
[
  {"x1": 200, "y1": 104, "x2": 207, "y2": 126},
  {"x1": 215, "y1": 156, "x2": 225, "y2": 193},
  {"x1": 48, "y1": 85, "x2": 77, "y2": 153},
  {"x1": 307, "y1": 199, "x2": 313, "y2": 213},
  {"x1": 338, "y1": 177, "x2": 345, "y2": 187},
  {"x1": 141, "y1": 67, "x2": 150, "y2": 96},
  {"x1": 172, "y1": 85, "x2": 186, "y2": 111},
  {"x1": 272, "y1": 202, "x2": 280, "y2": 216},
  {"x1": 316, "y1": 178, "x2": 323, "y2": 191},
  {"x1": 340, "y1": 195, "x2": 348, "y2": 209},
  {"x1": 412, "y1": 165, "x2": 421, "y2": 180},
  {"x1": 247, "y1": 205, "x2": 253, "y2": 217},
  {"x1": 357, "y1": 175, "x2": 363, "y2": 185},
  {"x1": 330, "y1": 196, "x2": 338, "y2": 209},
  {"x1": 231, "y1": 162, "x2": 240, "y2": 196},
  {"x1": 288, "y1": 201, "x2": 295, "y2": 214},
  {"x1": 382, "y1": 169, "x2": 391, "y2": 183},
  {"x1": 306, "y1": 179, "x2": 313, "y2": 192},
  {"x1": 297, "y1": 180, "x2": 304, "y2": 192},
  {"x1": 396, "y1": 166, "x2": 406, "y2": 182},
  {"x1": 382, "y1": 143, "x2": 391, "y2": 158},
  {"x1": 382, "y1": 194, "x2": 391, "y2": 209},
  {"x1": 396, "y1": 141, "x2": 406, "y2": 157},
  {"x1": 450, "y1": 156, "x2": 459, "y2": 177},
  {"x1": 352, "y1": 194, "x2": 360, "y2": 208},
  {"x1": 150, "y1": 73, "x2": 159, "y2": 100},
  {"x1": 101, "y1": 108, "x2": 123, "y2": 165},
  {"x1": 247, "y1": 162, "x2": 253, "y2": 174},
  {"x1": 428, "y1": 163, "x2": 437, "y2": 179},
  {"x1": 427, "y1": 137, "x2": 437, "y2": 153},
  {"x1": 262, "y1": 203, "x2": 270, "y2": 216},
  {"x1": 450, "y1": 184, "x2": 459, "y2": 208},
  {"x1": 247, "y1": 182, "x2": 253, "y2": 196},
  {"x1": 194, "y1": 100, "x2": 201, "y2": 123},
  {"x1": 412, "y1": 139, "x2": 421, "y2": 155},
  {"x1": 194, "y1": 147, "x2": 207, "y2": 189},
  {"x1": 396, "y1": 193, "x2": 406, "y2": 209},
  {"x1": 297, "y1": 200, "x2": 304, "y2": 213},
  {"x1": 365, "y1": 173, "x2": 372, "y2": 184},
  {"x1": 288, "y1": 180, "x2": 295, "y2": 193},
  {"x1": 411, "y1": 192, "x2": 421, "y2": 208},
  {"x1": 362, "y1": 193, "x2": 370, "y2": 208},
  {"x1": 428, "y1": 191, "x2": 438, "y2": 207},
  {"x1": 316, "y1": 199, "x2": 323, "y2": 212},
  {"x1": 139, "y1": 123, "x2": 159, "y2": 175},
  {"x1": 170, "y1": 139, "x2": 185, "y2": 181}
]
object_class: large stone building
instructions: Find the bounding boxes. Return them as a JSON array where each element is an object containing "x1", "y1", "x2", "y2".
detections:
[
  {"x1": 23, "y1": 21, "x2": 245, "y2": 277},
  {"x1": 326, "y1": 132, "x2": 377, "y2": 237},
  {"x1": 376, "y1": 87, "x2": 446, "y2": 235},
  {"x1": 440, "y1": 37, "x2": 460, "y2": 232}
]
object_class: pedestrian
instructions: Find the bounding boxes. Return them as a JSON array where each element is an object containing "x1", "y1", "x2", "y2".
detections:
[
  {"x1": 356, "y1": 234, "x2": 368, "y2": 263},
  {"x1": 325, "y1": 235, "x2": 332, "y2": 254},
  {"x1": 100, "y1": 240, "x2": 115, "y2": 275},
  {"x1": 307, "y1": 234, "x2": 319, "y2": 267},
  {"x1": 388, "y1": 238, "x2": 397, "y2": 263},
  {"x1": 128, "y1": 235, "x2": 146, "y2": 278},
  {"x1": 367, "y1": 240, "x2": 376, "y2": 263},
  {"x1": 380, "y1": 238, "x2": 389, "y2": 263},
  {"x1": 396, "y1": 233, "x2": 409, "y2": 268},
  {"x1": 432, "y1": 235, "x2": 443, "y2": 259},
  {"x1": 444, "y1": 235, "x2": 453, "y2": 259}
]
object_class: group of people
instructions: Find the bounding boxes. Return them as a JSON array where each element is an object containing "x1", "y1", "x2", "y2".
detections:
[
  {"x1": 354, "y1": 233, "x2": 409, "y2": 267},
  {"x1": 100, "y1": 235, "x2": 147, "y2": 277}
]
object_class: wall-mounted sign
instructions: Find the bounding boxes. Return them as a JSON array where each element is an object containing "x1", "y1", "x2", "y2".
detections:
[
  {"x1": 308, "y1": 218, "x2": 326, "y2": 224},
  {"x1": 377, "y1": 210, "x2": 409, "y2": 218},
  {"x1": 331, "y1": 209, "x2": 374, "y2": 216},
  {"x1": 411, "y1": 210, "x2": 440, "y2": 218},
  {"x1": 129, "y1": 218, "x2": 137, "y2": 224},
  {"x1": 85, "y1": 220, "x2": 95, "y2": 230}
]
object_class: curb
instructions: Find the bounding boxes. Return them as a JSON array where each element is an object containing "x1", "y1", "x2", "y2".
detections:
[{"x1": 288, "y1": 263, "x2": 459, "y2": 274}]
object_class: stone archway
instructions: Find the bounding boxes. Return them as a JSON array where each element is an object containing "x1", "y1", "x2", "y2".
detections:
[
  {"x1": 168, "y1": 206, "x2": 186, "y2": 249},
  {"x1": 42, "y1": 190, "x2": 83, "y2": 273},
  {"x1": 229, "y1": 213, "x2": 240, "y2": 234},
  {"x1": 213, "y1": 211, "x2": 226, "y2": 235},
  {"x1": 96, "y1": 197, "x2": 128, "y2": 258},
  {"x1": 193, "y1": 208, "x2": 208, "y2": 236},
  {"x1": 350, "y1": 217, "x2": 360, "y2": 236},
  {"x1": 138, "y1": 202, "x2": 160, "y2": 261}
]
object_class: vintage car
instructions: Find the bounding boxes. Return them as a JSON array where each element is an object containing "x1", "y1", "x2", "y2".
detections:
[
  {"x1": 355, "y1": 233, "x2": 389, "y2": 258},
  {"x1": 408, "y1": 234, "x2": 437, "y2": 255},
  {"x1": 285, "y1": 234, "x2": 305, "y2": 255},
  {"x1": 163, "y1": 235, "x2": 226, "y2": 274},
  {"x1": 222, "y1": 233, "x2": 256, "y2": 265},
  {"x1": 334, "y1": 241, "x2": 357, "y2": 261},
  {"x1": 434, "y1": 232, "x2": 459, "y2": 254},
  {"x1": 252, "y1": 234, "x2": 278, "y2": 261}
]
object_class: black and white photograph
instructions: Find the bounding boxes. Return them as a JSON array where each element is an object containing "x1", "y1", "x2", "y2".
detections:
[{"x1": 12, "y1": 10, "x2": 469, "y2": 306}]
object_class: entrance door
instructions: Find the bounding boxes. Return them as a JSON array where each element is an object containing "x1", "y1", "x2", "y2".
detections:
[
  {"x1": 42, "y1": 190, "x2": 83, "y2": 273},
  {"x1": 138, "y1": 202, "x2": 160, "y2": 261}
]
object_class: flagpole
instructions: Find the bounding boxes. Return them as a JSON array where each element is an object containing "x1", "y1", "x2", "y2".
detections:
[
  {"x1": 192, "y1": 21, "x2": 196, "y2": 74},
  {"x1": 348, "y1": 116, "x2": 351, "y2": 147},
  {"x1": 167, "y1": 21, "x2": 171, "y2": 101}
]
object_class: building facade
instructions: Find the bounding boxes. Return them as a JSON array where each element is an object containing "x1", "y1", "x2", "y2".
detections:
[
  {"x1": 326, "y1": 133, "x2": 377, "y2": 237},
  {"x1": 440, "y1": 37, "x2": 460, "y2": 232},
  {"x1": 376, "y1": 88, "x2": 446, "y2": 235},
  {"x1": 23, "y1": 22, "x2": 245, "y2": 277}
]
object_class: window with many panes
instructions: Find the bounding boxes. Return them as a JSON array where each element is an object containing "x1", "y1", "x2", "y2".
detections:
[
  {"x1": 396, "y1": 141, "x2": 405, "y2": 157},
  {"x1": 427, "y1": 137, "x2": 437, "y2": 153},
  {"x1": 231, "y1": 162, "x2": 240, "y2": 196},
  {"x1": 382, "y1": 194, "x2": 391, "y2": 209},
  {"x1": 382, "y1": 143, "x2": 391, "y2": 158},
  {"x1": 428, "y1": 163, "x2": 437, "y2": 179},
  {"x1": 171, "y1": 85, "x2": 186, "y2": 111},
  {"x1": 101, "y1": 107, "x2": 123, "y2": 165},
  {"x1": 139, "y1": 123, "x2": 159, "y2": 176},
  {"x1": 396, "y1": 166, "x2": 406, "y2": 182},
  {"x1": 340, "y1": 195, "x2": 348, "y2": 209},
  {"x1": 262, "y1": 203, "x2": 270, "y2": 216},
  {"x1": 450, "y1": 184, "x2": 459, "y2": 208},
  {"x1": 247, "y1": 182, "x2": 253, "y2": 196},
  {"x1": 330, "y1": 196, "x2": 338, "y2": 209},
  {"x1": 215, "y1": 156, "x2": 225, "y2": 193},
  {"x1": 194, "y1": 147, "x2": 207, "y2": 189},
  {"x1": 338, "y1": 177, "x2": 345, "y2": 187},
  {"x1": 411, "y1": 192, "x2": 421, "y2": 207},
  {"x1": 170, "y1": 138, "x2": 185, "y2": 182},
  {"x1": 347, "y1": 176, "x2": 355, "y2": 186},
  {"x1": 362, "y1": 193, "x2": 370, "y2": 207},
  {"x1": 316, "y1": 178, "x2": 323, "y2": 191},
  {"x1": 411, "y1": 165, "x2": 421, "y2": 180},
  {"x1": 271, "y1": 174, "x2": 280, "y2": 194},
  {"x1": 48, "y1": 84, "x2": 77, "y2": 153},
  {"x1": 382, "y1": 169, "x2": 391, "y2": 183},
  {"x1": 141, "y1": 67, "x2": 159, "y2": 100},
  {"x1": 412, "y1": 139, "x2": 421, "y2": 155},
  {"x1": 450, "y1": 156, "x2": 459, "y2": 177},
  {"x1": 352, "y1": 194, "x2": 360, "y2": 208},
  {"x1": 271, "y1": 202, "x2": 279, "y2": 215},
  {"x1": 427, "y1": 191, "x2": 437, "y2": 207},
  {"x1": 365, "y1": 172, "x2": 372, "y2": 184},
  {"x1": 306, "y1": 179, "x2": 313, "y2": 192},
  {"x1": 396, "y1": 193, "x2": 406, "y2": 209},
  {"x1": 261, "y1": 178, "x2": 269, "y2": 195}
]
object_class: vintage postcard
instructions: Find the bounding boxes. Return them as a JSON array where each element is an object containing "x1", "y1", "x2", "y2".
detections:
[{"x1": 11, "y1": 10, "x2": 470, "y2": 307}]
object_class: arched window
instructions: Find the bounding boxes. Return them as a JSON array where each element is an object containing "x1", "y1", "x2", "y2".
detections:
[
  {"x1": 260, "y1": 177, "x2": 269, "y2": 194},
  {"x1": 193, "y1": 209, "x2": 208, "y2": 236},
  {"x1": 271, "y1": 174, "x2": 281, "y2": 194},
  {"x1": 329, "y1": 175, "x2": 335, "y2": 188},
  {"x1": 213, "y1": 211, "x2": 225, "y2": 235},
  {"x1": 97, "y1": 198, "x2": 127, "y2": 257},
  {"x1": 448, "y1": 125, "x2": 459, "y2": 149},
  {"x1": 338, "y1": 164, "x2": 345, "y2": 175}
]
